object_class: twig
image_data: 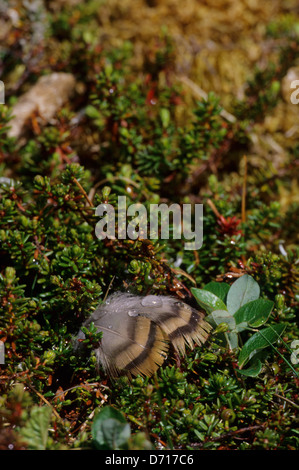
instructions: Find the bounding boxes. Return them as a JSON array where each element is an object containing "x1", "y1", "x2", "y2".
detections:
[
  {"x1": 274, "y1": 393, "x2": 299, "y2": 410},
  {"x1": 71, "y1": 408, "x2": 96, "y2": 435},
  {"x1": 72, "y1": 177, "x2": 94, "y2": 207},
  {"x1": 241, "y1": 155, "x2": 247, "y2": 265},
  {"x1": 249, "y1": 327, "x2": 299, "y2": 378},
  {"x1": 103, "y1": 275, "x2": 115, "y2": 301},
  {"x1": 189, "y1": 424, "x2": 265, "y2": 448},
  {"x1": 27, "y1": 384, "x2": 64, "y2": 423},
  {"x1": 89, "y1": 175, "x2": 148, "y2": 202},
  {"x1": 176, "y1": 75, "x2": 236, "y2": 123},
  {"x1": 171, "y1": 268, "x2": 196, "y2": 285},
  {"x1": 153, "y1": 373, "x2": 174, "y2": 450},
  {"x1": 207, "y1": 198, "x2": 222, "y2": 219},
  {"x1": 241, "y1": 155, "x2": 247, "y2": 225},
  {"x1": 54, "y1": 382, "x2": 109, "y2": 398}
]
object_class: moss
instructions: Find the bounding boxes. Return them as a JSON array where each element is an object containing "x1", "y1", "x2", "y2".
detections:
[{"x1": 0, "y1": 0, "x2": 298, "y2": 450}]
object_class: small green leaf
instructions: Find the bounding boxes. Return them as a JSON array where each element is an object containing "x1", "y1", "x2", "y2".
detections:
[
  {"x1": 85, "y1": 104, "x2": 101, "y2": 119},
  {"x1": 20, "y1": 406, "x2": 52, "y2": 450},
  {"x1": 234, "y1": 298, "x2": 274, "y2": 330},
  {"x1": 92, "y1": 406, "x2": 131, "y2": 450},
  {"x1": 238, "y1": 324, "x2": 286, "y2": 368},
  {"x1": 203, "y1": 281, "x2": 230, "y2": 302},
  {"x1": 191, "y1": 288, "x2": 227, "y2": 313},
  {"x1": 226, "y1": 274, "x2": 260, "y2": 314},
  {"x1": 160, "y1": 108, "x2": 170, "y2": 128}
]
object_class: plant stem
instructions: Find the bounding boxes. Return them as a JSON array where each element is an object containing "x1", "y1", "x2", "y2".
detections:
[
  {"x1": 153, "y1": 373, "x2": 174, "y2": 450},
  {"x1": 251, "y1": 327, "x2": 299, "y2": 378}
]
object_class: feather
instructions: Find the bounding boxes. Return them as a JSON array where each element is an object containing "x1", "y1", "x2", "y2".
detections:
[{"x1": 78, "y1": 292, "x2": 212, "y2": 378}]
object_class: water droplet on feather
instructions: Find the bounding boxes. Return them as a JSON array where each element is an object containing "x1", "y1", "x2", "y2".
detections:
[
  {"x1": 141, "y1": 296, "x2": 163, "y2": 307},
  {"x1": 128, "y1": 309, "x2": 139, "y2": 317}
]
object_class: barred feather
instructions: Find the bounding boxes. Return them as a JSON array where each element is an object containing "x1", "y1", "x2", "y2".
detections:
[{"x1": 78, "y1": 292, "x2": 212, "y2": 378}]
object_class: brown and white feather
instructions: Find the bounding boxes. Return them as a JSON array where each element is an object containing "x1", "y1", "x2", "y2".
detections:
[{"x1": 79, "y1": 293, "x2": 211, "y2": 378}]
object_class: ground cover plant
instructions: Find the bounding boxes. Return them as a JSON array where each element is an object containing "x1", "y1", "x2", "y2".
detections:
[{"x1": 0, "y1": 0, "x2": 298, "y2": 450}]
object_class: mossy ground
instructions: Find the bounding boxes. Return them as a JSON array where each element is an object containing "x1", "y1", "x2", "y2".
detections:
[{"x1": 0, "y1": 0, "x2": 298, "y2": 450}]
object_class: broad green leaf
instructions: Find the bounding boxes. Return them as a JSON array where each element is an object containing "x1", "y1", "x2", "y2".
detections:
[
  {"x1": 100, "y1": 419, "x2": 131, "y2": 450},
  {"x1": 237, "y1": 359, "x2": 262, "y2": 377},
  {"x1": 92, "y1": 406, "x2": 131, "y2": 450},
  {"x1": 234, "y1": 298, "x2": 274, "y2": 330},
  {"x1": 191, "y1": 288, "x2": 227, "y2": 314},
  {"x1": 207, "y1": 309, "x2": 236, "y2": 330},
  {"x1": 226, "y1": 274, "x2": 260, "y2": 314},
  {"x1": 92, "y1": 406, "x2": 127, "y2": 424},
  {"x1": 203, "y1": 281, "x2": 230, "y2": 302},
  {"x1": 226, "y1": 331, "x2": 239, "y2": 350},
  {"x1": 20, "y1": 405, "x2": 52, "y2": 450},
  {"x1": 238, "y1": 324, "x2": 286, "y2": 368}
]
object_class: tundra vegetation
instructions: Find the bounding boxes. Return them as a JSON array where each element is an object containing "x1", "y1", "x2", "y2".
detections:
[{"x1": 0, "y1": 0, "x2": 298, "y2": 450}]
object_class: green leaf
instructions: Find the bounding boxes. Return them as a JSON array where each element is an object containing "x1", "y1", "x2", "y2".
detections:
[
  {"x1": 92, "y1": 406, "x2": 131, "y2": 450},
  {"x1": 207, "y1": 309, "x2": 238, "y2": 350},
  {"x1": 203, "y1": 281, "x2": 230, "y2": 302},
  {"x1": 85, "y1": 104, "x2": 102, "y2": 119},
  {"x1": 226, "y1": 274, "x2": 260, "y2": 314},
  {"x1": 191, "y1": 288, "x2": 227, "y2": 314},
  {"x1": 226, "y1": 332, "x2": 239, "y2": 350},
  {"x1": 20, "y1": 406, "x2": 52, "y2": 450},
  {"x1": 160, "y1": 108, "x2": 170, "y2": 128},
  {"x1": 237, "y1": 359, "x2": 262, "y2": 377},
  {"x1": 207, "y1": 309, "x2": 236, "y2": 330},
  {"x1": 234, "y1": 298, "x2": 274, "y2": 331},
  {"x1": 93, "y1": 405, "x2": 127, "y2": 424},
  {"x1": 238, "y1": 324, "x2": 286, "y2": 368}
]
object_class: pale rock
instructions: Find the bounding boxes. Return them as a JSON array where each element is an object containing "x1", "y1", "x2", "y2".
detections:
[{"x1": 8, "y1": 72, "x2": 76, "y2": 138}]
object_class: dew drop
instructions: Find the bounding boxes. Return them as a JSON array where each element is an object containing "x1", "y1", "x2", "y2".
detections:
[
  {"x1": 175, "y1": 301, "x2": 189, "y2": 310},
  {"x1": 141, "y1": 295, "x2": 163, "y2": 308},
  {"x1": 128, "y1": 309, "x2": 139, "y2": 317}
]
